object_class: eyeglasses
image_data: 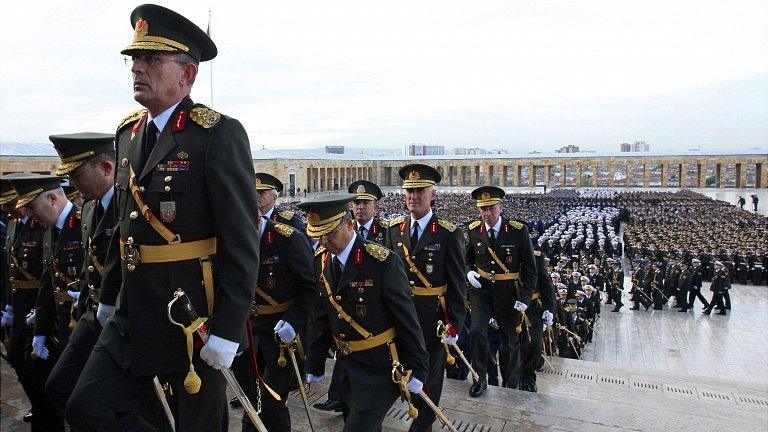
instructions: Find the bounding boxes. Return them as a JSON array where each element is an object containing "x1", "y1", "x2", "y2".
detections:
[{"x1": 123, "y1": 54, "x2": 186, "y2": 69}]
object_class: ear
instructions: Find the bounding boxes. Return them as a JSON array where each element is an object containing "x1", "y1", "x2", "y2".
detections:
[
  {"x1": 100, "y1": 159, "x2": 115, "y2": 177},
  {"x1": 181, "y1": 63, "x2": 198, "y2": 87}
]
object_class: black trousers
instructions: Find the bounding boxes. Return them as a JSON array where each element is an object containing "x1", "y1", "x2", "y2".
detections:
[
  {"x1": 469, "y1": 288, "x2": 522, "y2": 389},
  {"x1": 688, "y1": 287, "x2": 709, "y2": 308},
  {"x1": 408, "y1": 340, "x2": 447, "y2": 432},
  {"x1": 520, "y1": 304, "x2": 544, "y2": 388},
  {"x1": 338, "y1": 358, "x2": 398, "y2": 432},
  {"x1": 66, "y1": 323, "x2": 227, "y2": 432},
  {"x1": 705, "y1": 291, "x2": 726, "y2": 312},
  {"x1": 305, "y1": 307, "x2": 341, "y2": 401}
]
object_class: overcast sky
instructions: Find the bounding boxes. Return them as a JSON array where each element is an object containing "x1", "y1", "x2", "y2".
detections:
[{"x1": 1, "y1": 0, "x2": 766, "y2": 153}]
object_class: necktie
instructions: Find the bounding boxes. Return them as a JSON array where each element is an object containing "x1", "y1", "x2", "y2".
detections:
[
  {"x1": 358, "y1": 225, "x2": 366, "y2": 239},
  {"x1": 95, "y1": 202, "x2": 105, "y2": 222},
  {"x1": 332, "y1": 256, "x2": 342, "y2": 284},
  {"x1": 410, "y1": 223, "x2": 419, "y2": 246},
  {"x1": 489, "y1": 228, "x2": 496, "y2": 247},
  {"x1": 142, "y1": 120, "x2": 158, "y2": 171},
  {"x1": 52, "y1": 226, "x2": 61, "y2": 244}
]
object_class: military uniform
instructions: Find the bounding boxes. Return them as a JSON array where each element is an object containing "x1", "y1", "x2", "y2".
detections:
[
  {"x1": 67, "y1": 6, "x2": 260, "y2": 432},
  {"x1": 688, "y1": 261, "x2": 709, "y2": 309},
  {"x1": 519, "y1": 247, "x2": 556, "y2": 392},
  {"x1": 234, "y1": 219, "x2": 316, "y2": 432},
  {"x1": 348, "y1": 180, "x2": 388, "y2": 245},
  {"x1": 704, "y1": 264, "x2": 729, "y2": 315},
  {"x1": 298, "y1": 194, "x2": 428, "y2": 432},
  {"x1": 255, "y1": 172, "x2": 306, "y2": 233},
  {"x1": 385, "y1": 165, "x2": 466, "y2": 432}
]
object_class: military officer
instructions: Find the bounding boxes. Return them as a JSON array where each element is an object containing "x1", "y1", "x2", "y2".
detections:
[
  {"x1": 233, "y1": 212, "x2": 316, "y2": 432},
  {"x1": 703, "y1": 261, "x2": 728, "y2": 315},
  {"x1": 385, "y1": 164, "x2": 466, "y2": 432},
  {"x1": 465, "y1": 186, "x2": 536, "y2": 396},
  {"x1": 9, "y1": 173, "x2": 82, "y2": 431},
  {"x1": 298, "y1": 194, "x2": 428, "y2": 431},
  {"x1": 66, "y1": 5, "x2": 260, "y2": 432},
  {"x1": 688, "y1": 258, "x2": 709, "y2": 310},
  {"x1": 608, "y1": 259, "x2": 624, "y2": 312},
  {"x1": 255, "y1": 172, "x2": 305, "y2": 232},
  {"x1": 348, "y1": 180, "x2": 388, "y2": 245},
  {"x1": 1, "y1": 175, "x2": 55, "y2": 430}
]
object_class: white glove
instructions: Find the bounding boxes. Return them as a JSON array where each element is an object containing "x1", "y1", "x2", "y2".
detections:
[
  {"x1": 67, "y1": 290, "x2": 81, "y2": 302},
  {"x1": 274, "y1": 320, "x2": 296, "y2": 343},
  {"x1": 199, "y1": 334, "x2": 239, "y2": 370},
  {"x1": 543, "y1": 323, "x2": 548, "y2": 331},
  {"x1": 441, "y1": 334, "x2": 459, "y2": 346},
  {"x1": 32, "y1": 335, "x2": 49, "y2": 360},
  {"x1": 96, "y1": 303, "x2": 115, "y2": 327},
  {"x1": 542, "y1": 310, "x2": 554, "y2": 326},
  {"x1": 0, "y1": 305, "x2": 12, "y2": 326},
  {"x1": 407, "y1": 377, "x2": 423, "y2": 394},
  {"x1": 307, "y1": 374, "x2": 326, "y2": 383},
  {"x1": 514, "y1": 301, "x2": 528, "y2": 313},
  {"x1": 466, "y1": 271, "x2": 482, "y2": 289},
  {"x1": 488, "y1": 318, "x2": 499, "y2": 329},
  {"x1": 25, "y1": 309, "x2": 36, "y2": 326}
]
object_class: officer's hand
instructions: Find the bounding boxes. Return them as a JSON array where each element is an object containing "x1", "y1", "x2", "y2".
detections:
[
  {"x1": 274, "y1": 320, "x2": 296, "y2": 343},
  {"x1": 543, "y1": 323, "x2": 548, "y2": 331},
  {"x1": 407, "y1": 377, "x2": 423, "y2": 394},
  {"x1": 542, "y1": 310, "x2": 554, "y2": 326},
  {"x1": 488, "y1": 318, "x2": 499, "y2": 329},
  {"x1": 67, "y1": 290, "x2": 81, "y2": 302},
  {"x1": 96, "y1": 303, "x2": 115, "y2": 327},
  {"x1": 0, "y1": 305, "x2": 12, "y2": 326},
  {"x1": 514, "y1": 301, "x2": 528, "y2": 313},
  {"x1": 200, "y1": 335, "x2": 239, "y2": 369},
  {"x1": 25, "y1": 309, "x2": 36, "y2": 326},
  {"x1": 32, "y1": 335, "x2": 49, "y2": 360},
  {"x1": 466, "y1": 271, "x2": 482, "y2": 289},
  {"x1": 307, "y1": 374, "x2": 325, "y2": 383}
]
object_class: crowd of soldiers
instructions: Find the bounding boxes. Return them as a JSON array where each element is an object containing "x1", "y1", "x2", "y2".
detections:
[{"x1": 1, "y1": 4, "x2": 767, "y2": 432}]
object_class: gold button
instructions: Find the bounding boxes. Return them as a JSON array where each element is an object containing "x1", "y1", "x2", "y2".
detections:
[
  {"x1": 139, "y1": 186, "x2": 146, "y2": 193},
  {"x1": 397, "y1": 242, "x2": 402, "y2": 247},
  {"x1": 121, "y1": 158, "x2": 128, "y2": 167},
  {"x1": 127, "y1": 237, "x2": 134, "y2": 244},
  {"x1": 358, "y1": 288, "x2": 364, "y2": 293},
  {"x1": 164, "y1": 176, "x2": 172, "y2": 182},
  {"x1": 477, "y1": 242, "x2": 482, "y2": 246},
  {"x1": 55, "y1": 272, "x2": 60, "y2": 277},
  {"x1": 88, "y1": 265, "x2": 94, "y2": 273},
  {"x1": 164, "y1": 186, "x2": 171, "y2": 192},
  {"x1": 335, "y1": 295, "x2": 342, "y2": 301},
  {"x1": 339, "y1": 334, "x2": 346, "y2": 339},
  {"x1": 491, "y1": 261, "x2": 496, "y2": 265},
  {"x1": 409, "y1": 281, "x2": 415, "y2": 285},
  {"x1": 337, "y1": 313, "x2": 342, "y2": 319},
  {"x1": 358, "y1": 298, "x2": 363, "y2": 302},
  {"x1": 10, "y1": 263, "x2": 15, "y2": 268},
  {"x1": 129, "y1": 211, "x2": 138, "y2": 219},
  {"x1": 127, "y1": 264, "x2": 135, "y2": 271}
]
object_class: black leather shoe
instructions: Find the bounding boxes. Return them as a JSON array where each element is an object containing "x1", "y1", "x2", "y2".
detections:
[
  {"x1": 313, "y1": 399, "x2": 342, "y2": 412},
  {"x1": 22, "y1": 410, "x2": 33, "y2": 423},
  {"x1": 678, "y1": 308, "x2": 688, "y2": 312},
  {"x1": 703, "y1": 308, "x2": 712, "y2": 315},
  {"x1": 717, "y1": 310, "x2": 727, "y2": 315},
  {"x1": 229, "y1": 397, "x2": 242, "y2": 408},
  {"x1": 630, "y1": 306, "x2": 639, "y2": 310},
  {"x1": 520, "y1": 380, "x2": 538, "y2": 393},
  {"x1": 469, "y1": 379, "x2": 487, "y2": 397}
]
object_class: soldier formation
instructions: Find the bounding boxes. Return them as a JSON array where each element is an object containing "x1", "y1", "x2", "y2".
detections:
[{"x1": 1, "y1": 4, "x2": 767, "y2": 432}]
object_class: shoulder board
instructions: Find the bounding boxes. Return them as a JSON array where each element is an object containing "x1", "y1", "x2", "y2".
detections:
[
  {"x1": 273, "y1": 223, "x2": 294, "y2": 237},
  {"x1": 117, "y1": 109, "x2": 147, "y2": 132},
  {"x1": 314, "y1": 245, "x2": 327, "y2": 257},
  {"x1": 279, "y1": 210, "x2": 295, "y2": 220},
  {"x1": 365, "y1": 243, "x2": 390, "y2": 261},
  {"x1": 468, "y1": 220, "x2": 482, "y2": 230},
  {"x1": 377, "y1": 219, "x2": 389, "y2": 229},
  {"x1": 190, "y1": 107, "x2": 222, "y2": 129},
  {"x1": 534, "y1": 250, "x2": 542, "y2": 256},
  {"x1": 438, "y1": 219, "x2": 457, "y2": 232},
  {"x1": 387, "y1": 215, "x2": 405, "y2": 228},
  {"x1": 75, "y1": 210, "x2": 82, "y2": 220},
  {"x1": 509, "y1": 220, "x2": 525, "y2": 230}
]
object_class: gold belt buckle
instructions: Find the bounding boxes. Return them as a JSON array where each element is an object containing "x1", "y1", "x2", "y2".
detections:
[
  {"x1": 249, "y1": 302, "x2": 260, "y2": 317},
  {"x1": 123, "y1": 242, "x2": 141, "y2": 271},
  {"x1": 337, "y1": 340, "x2": 351, "y2": 356}
]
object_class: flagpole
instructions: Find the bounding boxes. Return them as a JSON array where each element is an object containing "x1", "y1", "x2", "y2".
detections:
[{"x1": 208, "y1": 9, "x2": 213, "y2": 106}]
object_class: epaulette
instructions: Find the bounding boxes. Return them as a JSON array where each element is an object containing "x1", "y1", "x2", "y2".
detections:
[
  {"x1": 273, "y1": 223, "x2": 294, "y2": 237},
  {"x1": 76, "y1": 210, "x2": 82, "y2": 220},
  {"x1": 534, "y1": 250, "x2": 542, "y2": 256},
  {"x1": 190, "y1": 107, "x2": 222, "y2": 129},
  {"x1": 438, "y1": 219, "x2": 457, "y2": 232},
  {"x1": 509, "y1": 220, "x2": 525, "y2": 230},
  {"x1": 314, "y1": 245, "x2": 326, "y2": 257},
  {"x1": 387, "y1": 215, "x2": 405, "y2": 228},
  {"x1": 117, "y1": 109, "x2": 147, "y2": 132},
  {"x1": 377, "y1": 219, "x2": 389, "y2": 229},
  {"x1": 279, "y1": 210, "x2": 295, "y2": 220},
  {"x1": 468, "y1": 220, "x2": 482, "y2": 230},
  {"x1": 365, "y1": 243, "x2": 390, "y2": 261}
]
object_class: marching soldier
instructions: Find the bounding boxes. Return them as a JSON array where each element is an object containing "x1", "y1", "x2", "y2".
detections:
[
  {"x1": 703, "y1": 261, "x2": 728, "y2": 315},
  {"x1": 385, "y1": 164, "x2": 466, "y2": 432},
  {"x1": 233, "y1": 212, "x2": 316, "y2": 432},
  {"x1": 608, "y1": 259, "x2": 624, "y2": 312},
  {"x1": 676, "y1": 261, "x2": 692, "y2": 312},
  {"x1": 66, "y1": 5, "x2": 260, "y2": 431},
  {"x1": 298, "y1": 194, "x2": 428, "y2": 431},
  {"x1": 650, "y1": 262, "x2": 664, "y2": 310},
  {"x1": 255, "y1": 172, "x2": 305, "y2": 232},
  {"x1": 688, "y1": 258, "x2": 709, "y2": 310},
  {"x1": 348, "y1": 180, "x2": 388, "y2": 245},
  {"x1": 9, "y1": 173, "x2": 83, "y2": 432},
  {"x1": 464, "y1": 186, "x2": 536, "y2": 395},
  {"x1": 1, "y1": 175, "x2": 55, "y2": 429}
]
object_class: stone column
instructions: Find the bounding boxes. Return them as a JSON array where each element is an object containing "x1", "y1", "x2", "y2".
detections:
[
  {"x1": 716, "y1": 163, "x2": 723, "y2": 188},
  {"x1": 661, "y1": 163, "x2": 669, "y2": 187},
  {"x1": 643, "y1": 164, "x2": 650, "y2": 187},
  {"x1": 560, "y1": 164, "x2": 566, "y2": 186},
  {"x1": 501, "y1": 165, "x2": 508, "y2": 186},
  {"x1": 608, "y1": 163, "x2": 616, "y2": 187},
  {"x1": 678, "y1": 164, "x2": 685, "y2": 188},
  {"x1": 512, "y1": 165, "x2": 519, "y2": 187},
  {"x1": 528, "y1": 163, "x2": 535, "y2": 187},
  {"x1": 544, "y1": 165, "x2": 552, "y2": 188},
  {"x1": 756, "y1": 163, "x2": 764, "y2": 188},
  {"x1": 736, "y1": 163, "x2": 746, "y2": 188},
  {"x1": 697, "y1": 163, "x2": 706, "y2": 188}
]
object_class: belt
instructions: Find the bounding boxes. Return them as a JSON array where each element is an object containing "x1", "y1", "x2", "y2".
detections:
[
  {"x1": 120, "y1": 237, "x2": 216, "y2": 265},
  {"x1": 10, "y1": 279, "x2": 39, "y2": 290},
  {"x1": 251, "y1": 300, "x2": 294, "y2": 316},
  {"x1": 477, "y1": 268, "x2": 519, "y2": 281},
  {"x1": 335, "y1": 327, "x2": 396, "y2": 356},
  {"x1": 411, "y1": 284, "x2": 447, "y2": 296}
]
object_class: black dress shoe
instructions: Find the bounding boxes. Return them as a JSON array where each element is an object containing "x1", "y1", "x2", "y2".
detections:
[
  {"x1": 630, "y1": 306, "x2": 639, "y2": 310},
  {"x1": 703, "y1": 308, "x2": 712, "y2": 315},
  {"x1": 717, "y1": 310, "x2": 727, "y2": 315},
  {"x1": 469, "y1": 379, "x2": 487, "y2": 397},
  {"x1": 22, "y1": 409, "x2": 33, "y2": 423},
  {"x1": 229, "y1": 397, "x2": 242, "y2": 408},
  {"x1": 678, "y1": 308, "x2": 688, "y2": 312},
  {"x1": 313, "y1": 399, "x2": 342, "y2": 412}
]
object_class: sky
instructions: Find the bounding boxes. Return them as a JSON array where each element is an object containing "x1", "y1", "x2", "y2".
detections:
[{"x1": 1, "y1": 0, "x2": 766, "y2": 154}]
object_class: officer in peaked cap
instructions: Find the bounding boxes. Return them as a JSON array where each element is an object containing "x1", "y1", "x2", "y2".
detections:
[
  {"x1": 66, "y1": 4, "x2": 260, "y2": 432},
  {"x1": 255, "y1": 172, "x2": 305, "y2": 232},
  {"x1": 1, "y1": 174, "x2": 50, "y2": 428},
  {"x1": 348, "y1": 180, "x2": 388, "y2": 245},
  {"x1": 9, "y1": 173, "x2": 82, "y2": 431},
  {"x1": 386, "y1": 163, "x2": 465, "y2": 432},
  {"x1": 298, "y1": 194, "x2": 427, "y2": 431}
]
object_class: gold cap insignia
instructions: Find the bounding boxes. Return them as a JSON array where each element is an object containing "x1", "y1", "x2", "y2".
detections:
[
  {"x1": 356, "y1": 185, "x2": 366, "y2": 194},
  {"x1": 255, "y1": 178, "x2": 262, "y2": 185},
  {"x1": 134, "y1": 18, "x2": 149, "y2": 40},
  {"x1": 481, "y1": 192, "x2": 491, "y2": 200},
  {"x1": 177, "y1": 151, "x2": 189, "y2": 160},
  {"x1": 307, "y1": 212, "x2": 319, "y2": 223},
  {"x1": 408, "y1": 171, "x2": 420, "y2": 181}
]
